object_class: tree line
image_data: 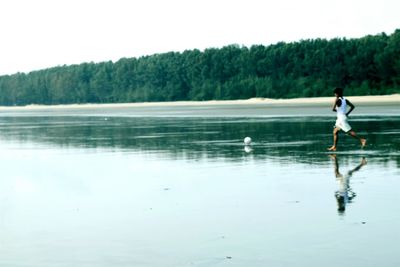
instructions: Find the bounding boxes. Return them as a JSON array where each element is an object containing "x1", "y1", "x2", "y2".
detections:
[{"x1": 0, "y1": 30, "x2": 399, "y2": 106}]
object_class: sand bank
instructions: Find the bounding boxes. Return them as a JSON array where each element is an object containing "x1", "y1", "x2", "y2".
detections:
[{"x1": 0, "y1": 94, "x2": 399, "y2": 111}]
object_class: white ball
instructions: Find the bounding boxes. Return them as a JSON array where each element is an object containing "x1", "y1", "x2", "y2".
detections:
[{"x1": 244, "y1": 137, "x2": 252, "y2": 145}]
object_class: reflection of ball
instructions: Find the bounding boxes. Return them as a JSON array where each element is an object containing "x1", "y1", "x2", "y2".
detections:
[
  {"x1": 244, "y1": 137, "x2": 252, "y2": 145},
  {"x1": 244, "y1": 145, "x2": 253, "y2": 153}
]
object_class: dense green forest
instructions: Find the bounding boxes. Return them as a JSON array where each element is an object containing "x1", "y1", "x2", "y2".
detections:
[{"x1": 0, "y1": 30, "x2": 399, "y2": 106}]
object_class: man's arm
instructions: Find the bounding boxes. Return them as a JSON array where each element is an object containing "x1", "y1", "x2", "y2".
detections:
[
  {"x1": 332, "y1": 97, "x2": 338, "y2": 112},
  {"x1": 345, "y1": 99, "x2": 354, "y2": 116}
]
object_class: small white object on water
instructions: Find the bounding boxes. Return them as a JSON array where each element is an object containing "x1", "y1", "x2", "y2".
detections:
[{"x1": 244, "y1": 137, "x2": 252, "y2": 145}]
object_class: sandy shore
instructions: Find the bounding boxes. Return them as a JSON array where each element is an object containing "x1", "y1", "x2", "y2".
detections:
[{"x1": 0, "y1": 94, "x2": 399, "y2": 110}]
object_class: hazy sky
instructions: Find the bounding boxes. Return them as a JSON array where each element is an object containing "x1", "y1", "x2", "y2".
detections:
[{"x1": 0, "y1": 0, "x2": 398, "y2": 75}]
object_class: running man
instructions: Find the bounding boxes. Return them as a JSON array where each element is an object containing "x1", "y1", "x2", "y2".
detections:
[{"x1": 327, "y1": 87, "x2": 366, "y2": 151}]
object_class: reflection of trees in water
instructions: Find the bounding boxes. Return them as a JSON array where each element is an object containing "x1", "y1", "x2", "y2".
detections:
[{"x1": 0, "y1": 116, "x2": 399, "y2": 165}]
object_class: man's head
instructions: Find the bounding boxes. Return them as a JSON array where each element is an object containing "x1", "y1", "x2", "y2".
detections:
[{"x1": 334, "y1": 87, "x2": 344, "y2": 97}]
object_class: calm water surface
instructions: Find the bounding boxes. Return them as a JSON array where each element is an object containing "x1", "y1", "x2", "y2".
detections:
[{"x1": 0, "y1": 111, "x2": 399, "y2": 267}]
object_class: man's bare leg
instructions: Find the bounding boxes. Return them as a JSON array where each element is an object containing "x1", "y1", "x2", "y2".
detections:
[
  {"x1": 328, "y1": 127, "x2": 340, "y2": 151},
  {"x1": 347, "y1": 130, "x2": 367, "y2": 147}
]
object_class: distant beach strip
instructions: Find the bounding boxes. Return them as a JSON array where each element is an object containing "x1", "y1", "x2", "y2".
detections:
[{"x1": 0, "y1": 95, "x2": 399, "y2": 117}]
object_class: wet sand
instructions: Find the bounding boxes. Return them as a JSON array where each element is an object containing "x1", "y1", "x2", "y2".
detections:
[{"x1": 0, "y1": 115, "x2": 399, "y2": 267}]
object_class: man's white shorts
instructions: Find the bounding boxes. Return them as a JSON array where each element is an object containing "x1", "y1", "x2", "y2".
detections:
[{"x1": 335, "y1": 115, "x2": 352, "y2": 133}]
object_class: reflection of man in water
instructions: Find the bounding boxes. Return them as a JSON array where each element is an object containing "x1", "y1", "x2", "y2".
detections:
[{"x1": 330, "y1": 155, "x2": 367, "y2": 214}]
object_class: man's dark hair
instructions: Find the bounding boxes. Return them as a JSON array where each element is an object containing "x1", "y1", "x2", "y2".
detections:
[{"x1": 334, "y1": 87, "x2": 344, "y2": 97}]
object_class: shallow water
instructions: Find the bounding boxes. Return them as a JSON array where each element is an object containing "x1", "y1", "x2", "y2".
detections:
[{"x1": 0, "y1": 112, "x2": 399, "y2": 267}]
